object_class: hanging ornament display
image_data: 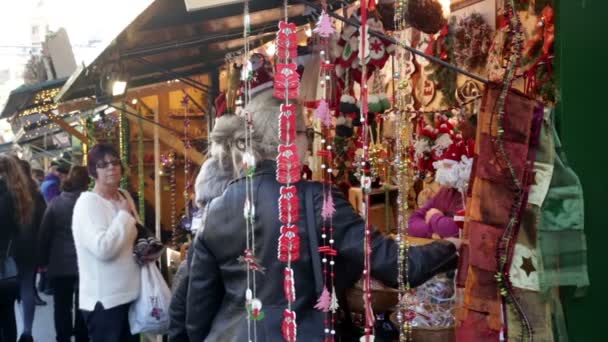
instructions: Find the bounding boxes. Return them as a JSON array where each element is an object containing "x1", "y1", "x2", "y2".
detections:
[
  {"x1": 181, "y1": 95, "x2": 192, "y2": 217},
  {"x1": 522, "y1": 4, "x2": 556, "y2": 102},
  {"x1": 275, "y1": 2, "x2": 301, "y2": 341},
  {"x1": 118, "y1": 110, "x2": 130, "y2": 189},
  {"x1": 368, "y1": 70, "x2": 391, "y2": 114},
  {"x1": 415, "y1": 76, "x2": 436, "y2": 107},
  {"x1": 356, "y1": 2, "x2": 375, "y2": 340},
  {"x1": 393, "y1": 13, "x2": 415, "y2": 341},
  {"x1": 312, "y1": 2, "x2": 340, "y2": 340},
  {"x1": 493, "y1": 1, "x2": 534, "y2": 339},
  {"x1": 238, "y1": 2, "x2": 265, "y2": 339},
  {"x1": 161, "y1": 152, "x2": 178, "y2": 232},
  {"x1": 334, "y1": 9, "x2": 396, "y2": 86}
]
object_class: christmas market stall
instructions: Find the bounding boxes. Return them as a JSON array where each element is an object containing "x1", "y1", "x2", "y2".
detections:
[
  {"x1": 0, "y1": 77, "x2": 86, "y2": 169},
  {"x1": 52, "y1": 0, "x2": 587, "y2": 341}
]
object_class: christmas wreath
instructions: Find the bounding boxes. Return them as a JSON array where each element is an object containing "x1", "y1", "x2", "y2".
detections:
[{"x1": 453, "y1": 13, "x2": 493, "y2": 71}]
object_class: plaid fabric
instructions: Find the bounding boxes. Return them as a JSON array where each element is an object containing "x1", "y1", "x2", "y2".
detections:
[{"x1": 537, "y1": 109, "x2": 589, "y2": 292}]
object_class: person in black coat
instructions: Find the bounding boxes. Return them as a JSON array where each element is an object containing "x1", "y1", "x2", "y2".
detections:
[
  {"x1": 185, "y1": 91, "x2": 460, "y2": 341},
  {"x1": 0, "y1": 155, "x2": 37, "y2": 342},
  {"x1": 39, "y1": 166, "x2": 90, "y2": 342},
  {"x1": 15, "y1": 159, "x2": 46, "y2": 342},
  {"x1": 168, "y1": 152, "x2": 235, "y2": 341}
]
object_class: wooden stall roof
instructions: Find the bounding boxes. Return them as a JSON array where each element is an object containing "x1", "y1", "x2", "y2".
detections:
[
  {"x1": 1, "y1": 77, "x2": 67, "y2": 119},
  {"x1": 56, "y1": 0, "x2": 314, "y2": 103}
]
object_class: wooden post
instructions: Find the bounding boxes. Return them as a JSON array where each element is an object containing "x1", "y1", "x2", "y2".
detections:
[{"x1": 44, "y1": 111, "x2": 90, "y2": 144}]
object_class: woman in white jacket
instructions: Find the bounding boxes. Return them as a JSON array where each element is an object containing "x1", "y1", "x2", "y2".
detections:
[{"x1": 72, "y1": 143, "x2": 139, "y2": 342}]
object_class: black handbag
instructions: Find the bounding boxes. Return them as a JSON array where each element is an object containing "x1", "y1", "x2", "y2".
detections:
[
  {"x1": 118, "y1": 191, "x2": 164, "y2": 266},
  {"x1": 0, "y1": 240, "x2": 18, "y2": 291}
]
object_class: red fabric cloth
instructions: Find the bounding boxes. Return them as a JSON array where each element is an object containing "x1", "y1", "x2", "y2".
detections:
[{"x1": 456, "y1": 84, "x2": 540, "y2": 340}]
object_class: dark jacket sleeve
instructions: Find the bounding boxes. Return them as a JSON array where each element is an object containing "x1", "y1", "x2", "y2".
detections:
[
  {"x1": 326, "y1": 186, "x2": 458, "y2": 289},
  {"x1": 0, "y1": 179, "x2": 15, "y2": 247},
  {"x1": 168, "y1": 244, "x2": 195, "y2": 342},
  {"x1": 186, "y1": 225, "x2": 225, "y2": 341},
  {"x1": 38, "y1": 201, "x2": 56, "y2": 267}
]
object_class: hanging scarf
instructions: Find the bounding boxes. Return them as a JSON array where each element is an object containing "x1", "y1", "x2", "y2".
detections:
[{"x1": 456, "y1": 84, "x2": 539, "y2": 341}]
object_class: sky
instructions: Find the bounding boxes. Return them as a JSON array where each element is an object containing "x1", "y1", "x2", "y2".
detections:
[
  {"x1": 0, "y1": 0, "x2": 152, "y2": 64},
  {"x1": 0, "y1": 0, "x2": 152, "y2": 142}
]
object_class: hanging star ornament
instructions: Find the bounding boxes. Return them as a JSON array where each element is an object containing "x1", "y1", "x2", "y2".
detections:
[{"x1": 520, "y1": 256, "x2": 536, "y2": 277}]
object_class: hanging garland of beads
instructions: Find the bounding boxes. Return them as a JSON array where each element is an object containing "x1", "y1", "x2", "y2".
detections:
[
  {"x1": 356, "y1": 1, "x2": 376, "y2": 340},
  {"x1": 137, "y1": 115, "x2": 145, "y2": 219},
  {"x1": 119, "y1": 110, "x2": 130, "y2": 189},
  {"x1": 393, "y1": 7, "x2": 414, "y2": 341},
  {"x1": 161, "y1": 152, "x2": 178, "y2": 232},
  {"x1": 494, "y1": 0, "x2": 534, "y2": 340},
  {"x1": 181, "y1": 96, "x2": 192, "y2": 218},
  {"x1": 239, "y1": 2, "x2": 264, "y2": 340},
  {"x1": 312, "y1": 1, "x2": 340, "y2": 340},
  {"x1": 274, "y1": 1, "x2": 301, "y2": 340}
]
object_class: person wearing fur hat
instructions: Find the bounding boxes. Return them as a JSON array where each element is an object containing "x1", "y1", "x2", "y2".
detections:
[
  {"x1": 186, "y1": 89, "x2": 460, "y2": 341},
  {"x1": 168, "y1": 154, "x2": 235, "y2": 342}
]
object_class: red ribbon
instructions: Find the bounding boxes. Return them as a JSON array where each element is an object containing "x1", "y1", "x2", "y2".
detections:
[{"x1": 425, "y1": 25, "x2": 450, "y2": 60}]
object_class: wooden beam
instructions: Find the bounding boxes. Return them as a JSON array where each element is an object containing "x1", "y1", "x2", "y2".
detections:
[
  {"x1": 122, "y1": 103, "x2": 204, "y2": 165},
  {"x1": 44, "y1": 112, "x2": 90, "y2": 144},
  {"x1": 126, "y1": 80, "x2": 192, "y2": 101},
  {"x1": 57, "y1": 98, "x2": 95, "y2": 114}
]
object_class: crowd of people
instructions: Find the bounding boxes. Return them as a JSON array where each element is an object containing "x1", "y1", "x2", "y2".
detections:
[{"x1": 0, "y1": 89, "x2": 460, "y2": 342}]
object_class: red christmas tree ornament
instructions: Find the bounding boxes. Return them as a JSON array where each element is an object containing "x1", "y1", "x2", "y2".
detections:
[
  {"x1": 279, "y1": 104, "x2": 297, "y2": 143},
  {"x1": 277, "y1": 144, "x2": 301, "y2": 171},
  {"x1": 282, "y1": 309, "x2": 297, "y2": 342},
  {"x1": 277, "y1": 21, "x2": 298, "y2": 59},
  {"x1": 278, "y1": 224, "x2": 301, "y2": 262},
  {"x1": 283, "y1": 267, "x2": 296, "y2": 303},
  {"x1": 279, "y1": 185, "x2": 299, "y2": 224},
  {"x1": 274, "y1": 63, "x2": 300, "y2": 100}
]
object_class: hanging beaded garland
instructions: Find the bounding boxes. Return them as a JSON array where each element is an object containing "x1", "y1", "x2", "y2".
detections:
[
  {"x1": 137, "y1": 115, "x2": 145, "y2": 219},
  {"x1": 494, "y1": 0, "x2": 534, "y2": 340},
  {"x1": 393, "y1": 3, "x2": 415, "y2": 340},
  {"x1": 275, "y1": 1, "x2": 301, "y2": 340},
  {"x1": 181, "y1": 96, "x2": 192, "y2": 218},
  {"x1": 356, "y1": 2, "x2": 376, "y2": 340},
  {"x1": 161, "y1": 152, "x2": 178, "y2": 232},
  {"x1": 119, "y1": 110, "x2": 130, "y2": 189},
  {"x1": 312, "y1": 1, "x2": 340, "y2": 340},
  {"x1": 237, "y1": 2, "x2": 265, "y2": 340}
]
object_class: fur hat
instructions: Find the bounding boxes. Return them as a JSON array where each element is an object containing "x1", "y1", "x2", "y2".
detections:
[
  {"x1": 208, "y1": 89, "x2": 308, "y2": 177},
  {"x1": 194, "y1": 156, "x2": 234, "y2": 209}
]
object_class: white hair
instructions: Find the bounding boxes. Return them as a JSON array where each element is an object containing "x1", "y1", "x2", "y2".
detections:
[{"x1": 209, "y1": 89, "x2": 308, "y2": 177}]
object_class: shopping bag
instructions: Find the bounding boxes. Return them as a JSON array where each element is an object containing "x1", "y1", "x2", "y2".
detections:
[{"x1": 129, "y1": 263, "x2": 171, "y2": 334}]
